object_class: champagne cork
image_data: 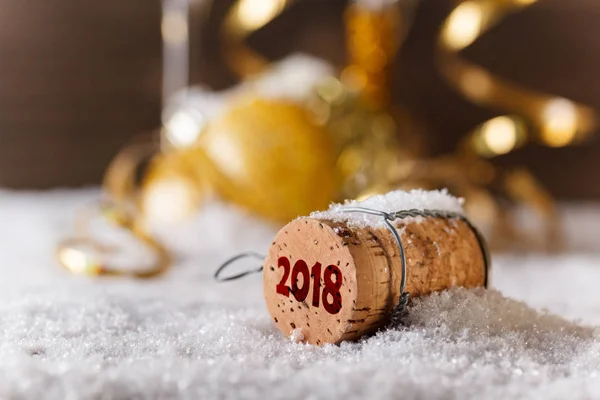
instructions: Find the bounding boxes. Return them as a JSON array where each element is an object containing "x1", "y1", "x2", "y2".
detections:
[{"x1": 263, "y1": 192, "x2": 487, "y2": 345}]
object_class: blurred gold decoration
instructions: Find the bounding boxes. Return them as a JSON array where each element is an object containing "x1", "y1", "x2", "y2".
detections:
[
  {"x1": 140, "y1": 146, "x2": 210, "y2": 223},
  {"x1": 422, "y1": 0, "x2": 598, "y2": 249},
  {"x1": 200, "y1": 98, "x2": 337, "y2": 221},
  {"x1": 438, "y1": 0, "x2": 597, "y2": 152},
  {"x1": 461, "y1": 115, "x2": 527, "y2": 158},
  {"x1": 218, "y1": 0, "x2": 420, "y2": 204},
  {"x1": 56, "y1": 201, "x2": 170, "y2": 278},
  {"x1": 111, "y1": 98, "x2": 337, "y2": 225},
  {"x1": 57, "y1": 136, "x2": 206, "y2": 278},
  {"x1": 309, "y1": 76, "x2": 409, "y2": 199},
  {"x1": 102, "y1": 135, "x2": 210, "y2": 224},
  {"x1": 342, "y1": 1, "x2": 404, "y2": 109},
  {"x1": 222, "y1": 0, "x2": 294, "y2": 78},
  {"x1": 314, "y1": 0, "x2": 420, "y2": 200},
  {"x1": 162, "y1": 106, "x2": 207, "y2": 149},
  {"x1": 103, "y1": 138, "x2": 159, "y2": 206}
]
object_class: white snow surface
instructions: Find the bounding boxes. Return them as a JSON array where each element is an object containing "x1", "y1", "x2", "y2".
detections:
[
  {"x1": 1, "y1": 189, "x2": 600, "y2": 399},
  {"x1": 311, "y1": 189, "x2": 464, "y2": 227}
]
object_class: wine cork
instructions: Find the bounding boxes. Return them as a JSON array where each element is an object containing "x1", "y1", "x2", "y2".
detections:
[{"x1": 263, "y1": 214, "x2": 486, "y2": 345}]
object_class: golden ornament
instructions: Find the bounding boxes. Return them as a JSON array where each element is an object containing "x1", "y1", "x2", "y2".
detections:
[
  {"x1": 343, "y1": 0, "x2": 405, "y2": 110},
  {"x1": 307, "y1": 75, "x2": 418, "y2": 201},
  {"x1": 200, "y1": 97, "x2": 337, "y2": 222},
  {"x1": 140, "y1": 146, "x2": 211, "y2": 224},
  {"x1": 437, "y1": 0, "x2": 596, "y2": 151},
  {"x1": 103, "y1": 138, "x2": 159, "y2": 206},
  {"x1": 56, "y1": 201, "x2": 170, "y2": 278}
]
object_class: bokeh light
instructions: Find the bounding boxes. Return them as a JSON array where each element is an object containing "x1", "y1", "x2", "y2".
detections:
[
  {"x1": 540, "y1": 98, "x2": 578, "y2": 147},
  {"x1": 236, "y1": 0, "x2": 286, "y2": 30},
  {"x1": 442, "y1": 1, "x2": 484, "y2": 50}
]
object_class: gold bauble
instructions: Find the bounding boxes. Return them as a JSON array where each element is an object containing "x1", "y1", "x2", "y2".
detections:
[
  {"x1": 200, "y1": 98, "x2": 337, "y2": 222},
  {"x1": 140, "y1": 147, "x2": 210, "y2": 224}
]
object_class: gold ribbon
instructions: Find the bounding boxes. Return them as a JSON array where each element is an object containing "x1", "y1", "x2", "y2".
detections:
[
  {"x1": 221, "y1": 0, "x2": 294, "y2": 79},
  {"x1": 438, "y1": 0, "x2": 597, "y2": 153},
  {"x1": 57, "y1": 136, "x2": 172, "y2": 278},
  {"x1": 56, "y1": 201, "x2": 170, "y2": 278}
]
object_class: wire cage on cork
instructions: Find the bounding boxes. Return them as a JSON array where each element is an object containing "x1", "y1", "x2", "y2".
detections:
[{"x1": 261, "y1": 190, "x2": 489, "y2": 345}]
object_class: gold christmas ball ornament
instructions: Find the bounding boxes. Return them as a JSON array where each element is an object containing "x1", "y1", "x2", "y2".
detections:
[
  {"x1": 200, "y1": 97, "x2": 337, "y2": 222},
  {"x1": 140, "y1": 147, "x2": 211, "y2": 224}
]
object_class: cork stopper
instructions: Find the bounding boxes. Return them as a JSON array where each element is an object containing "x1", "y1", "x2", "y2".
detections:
[{"x1": 263, "y1": 213, "x2": 486, "y2": 345}]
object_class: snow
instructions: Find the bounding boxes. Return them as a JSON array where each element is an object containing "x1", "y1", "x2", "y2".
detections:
[
  {"x1": 242, "y1": 53, "x2": 334, "y2": 102},
  {"x1": 0, "y1": 188, "x2": 599, "y2": 399},
  {"x1": 311, "y1": 189, "x2": 464, "y2": 227}
]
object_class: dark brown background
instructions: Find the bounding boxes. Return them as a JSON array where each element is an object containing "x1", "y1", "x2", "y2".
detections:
[
  {"x1": 1, "y1": 0, "x2": 599, "y2": 198},
  {"x1": 0, "y1": 1, "x2": 162, "y2": 188}
]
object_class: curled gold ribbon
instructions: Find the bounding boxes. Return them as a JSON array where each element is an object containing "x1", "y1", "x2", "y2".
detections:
[
  {"x1": 221, "y1": 0, "x2": 294, "y2": 79},
  {"x1": 438, "y1": 0, "x2": 597, "y2": 153},
  {"x1": 57, "y1": 135, "x2": 173, "y2": 278},
  {"x1": 56, "y1": 201, "x2": 171, "y2": 278}
]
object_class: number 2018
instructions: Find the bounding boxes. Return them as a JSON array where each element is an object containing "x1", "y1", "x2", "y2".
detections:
[{"x1": 275, "y1": 256, "x2": 343, "y2": 314}]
